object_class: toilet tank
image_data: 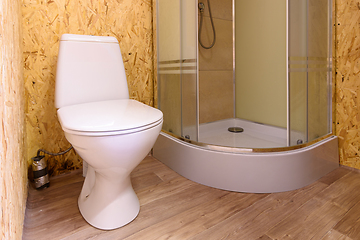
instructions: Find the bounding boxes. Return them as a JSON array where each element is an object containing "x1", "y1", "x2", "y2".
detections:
[{"x1": 55, "y1": 34, "x2": 129, "y2": 109}]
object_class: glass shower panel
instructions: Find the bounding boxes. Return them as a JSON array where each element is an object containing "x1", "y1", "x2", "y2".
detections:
[
  {"x1": 180, "y1": 0, "x2": 198, "y2": 141},
  {"x1": 288, "y1": 0, "x2": 332, "y2": 145},
  {"x1": 307, "y1": 0, "x2": 332, "y2": 141},
  {"x1": 157, "y1": 0, "x2": 182, "y2": 136},
  {"x1": 288, "y1": 0, "x2": 308, "y2": 145}
]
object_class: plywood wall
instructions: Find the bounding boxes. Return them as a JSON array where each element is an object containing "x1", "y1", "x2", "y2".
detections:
[
  {"x1": 153, "y1": 0, "x2": 158, "y2": 108},
  {"x1": 22, "y1": 0, "x2": 154, "y2": 176},
  {"x1": 335, "y1": 0, "x2": 360, "y2": 169},
  {"x1": 0, "y1": 0, "x2": 27, "y2": 238}
]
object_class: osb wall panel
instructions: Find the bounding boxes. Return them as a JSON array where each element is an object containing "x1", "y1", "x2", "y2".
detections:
[
  {"x1": 0, "y1": 0, "x2": 27, "y2": 238},
  {"x1": 22, "y1": 0, "x2": 154, "y2": 176},
  {"x1": 335, "y1": 0, "x2": 360, "y2": 169},
  {"x1": 153, "y1": 0, "x2": 158, "y2": 108}
]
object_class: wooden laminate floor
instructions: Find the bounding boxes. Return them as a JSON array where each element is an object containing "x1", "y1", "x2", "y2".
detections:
[{"x1": 23, "y1": 156, "x2": 360, "y2": 240}]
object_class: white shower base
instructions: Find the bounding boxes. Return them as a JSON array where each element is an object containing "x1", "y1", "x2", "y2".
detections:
[
  {"x1": 198, "y1": 118, "x2": 287, "y2": 148},
  {"x1": 153, "y1": 130, "x2": 339, "y2": 193}
]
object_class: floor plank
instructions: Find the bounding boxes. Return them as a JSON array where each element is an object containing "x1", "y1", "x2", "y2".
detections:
[
  {"x1": 334, "y1": 200, "x2": 360, "y2": 239},
  {"x1": 136, "y1": 176, "x2": 198, "y2": 205},
  {"x1": 125, "y1": 193, "x2": 268, "y2": 240},
  {"x1": 188, "y1": 181, "x2": 328, "y2": 240},
  {"x1": 321, "y1": 229, "x2": 353, "y2": 240},
  {"x1": 22, "y1": 159, "x2": 360, "y2": 240},
  {"x1": 318, "y1": 167, "x2": 350, "y2": 186},
  {"x1": 266, "y1": 198, "x2": 347, "y2": 240},
  {"x1": 314, "y1": 171, "x2": 360, "y2": 210}
]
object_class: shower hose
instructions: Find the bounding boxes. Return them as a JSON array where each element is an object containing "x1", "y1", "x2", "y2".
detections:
[{"x1": 198, "y1": 0, "x2": 216, "y2": 49}]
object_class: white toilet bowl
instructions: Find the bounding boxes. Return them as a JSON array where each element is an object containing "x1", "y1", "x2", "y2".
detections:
[
  {"x1": 55, "y1": 34, "x2": 163, "y2": 230},
  {"x1": 58, "y1": 99, "x2": 163, "y2": 230}
]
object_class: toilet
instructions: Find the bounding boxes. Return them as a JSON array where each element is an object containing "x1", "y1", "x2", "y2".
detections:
[{"x1": 54, "y1": 34, "x2": 163, "y2": 230}]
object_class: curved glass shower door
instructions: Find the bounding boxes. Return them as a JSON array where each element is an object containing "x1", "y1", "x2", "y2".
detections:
[{"x1": 156, "y1": 0, "x2": 333, "y2": 150}]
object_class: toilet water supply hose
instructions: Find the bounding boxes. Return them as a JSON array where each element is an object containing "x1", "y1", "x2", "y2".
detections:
[{"x1": 36, "y1": 146, "x2": 73, "y2": 157}]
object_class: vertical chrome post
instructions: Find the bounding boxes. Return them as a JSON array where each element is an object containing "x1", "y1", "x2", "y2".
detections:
[
  {"x1": 286, "y1": 0, "x2": 290, "y2": 146},
  {"x1": 232, "y1": 0, "x2": 236, "y2": 119},
  {"x1": 196, "y1": 0, "x2": 200, "y2": 141}
]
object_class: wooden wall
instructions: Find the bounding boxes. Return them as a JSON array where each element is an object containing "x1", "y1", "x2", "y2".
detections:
[
  {"x1": 335, "y1": 0, "x2": 360, "y2": 169},
  {"x1": 0, "y1": 0, "x2": 27, "y2": 238},
  {"x1": 22, "y1": 0, "x2": 154, "y2": 176}
]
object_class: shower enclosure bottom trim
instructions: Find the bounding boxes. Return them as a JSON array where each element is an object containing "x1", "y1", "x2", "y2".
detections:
[{"x1": 153, "y1": 133, "x2": 339, "y2": 193}]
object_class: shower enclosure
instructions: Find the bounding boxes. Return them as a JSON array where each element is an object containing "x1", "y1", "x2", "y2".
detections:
[{"x1": 153, "y1": 0, "x2": 338, "y2": 193}]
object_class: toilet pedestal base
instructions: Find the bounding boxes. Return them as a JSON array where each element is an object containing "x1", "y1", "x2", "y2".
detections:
[{"x1": 78, "y1": 166, "x2": 140, "y2": 230}]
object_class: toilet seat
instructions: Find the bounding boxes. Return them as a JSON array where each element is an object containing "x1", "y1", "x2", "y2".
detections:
[{"x1": 57, "y1": 99, "x2": 163, "y2": 136}]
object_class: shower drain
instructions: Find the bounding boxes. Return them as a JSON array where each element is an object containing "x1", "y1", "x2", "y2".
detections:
[{"x1": 228, "y1": 127, "x2": 244, "y2": 133}]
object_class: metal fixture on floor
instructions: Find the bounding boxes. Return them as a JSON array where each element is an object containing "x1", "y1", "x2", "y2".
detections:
[
  {"x1": 32, "y1": 155, "x2": 50, "y2": 189},
  {"x1": 31, "y1": 145, "x2": 73, "y2": 190},
  {"x1": 228, "y1": 127, "x2": 244, "y2": 133}
]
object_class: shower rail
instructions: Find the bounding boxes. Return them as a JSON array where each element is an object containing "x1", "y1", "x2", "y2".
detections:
[{"x1": 162, "y1": 129, "x2": 334, "y2": 153}]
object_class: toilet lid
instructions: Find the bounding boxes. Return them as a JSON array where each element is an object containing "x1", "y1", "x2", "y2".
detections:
[{"x1": 57, "y1": 99, "x2": 163, "y2": 133}]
